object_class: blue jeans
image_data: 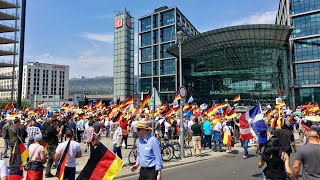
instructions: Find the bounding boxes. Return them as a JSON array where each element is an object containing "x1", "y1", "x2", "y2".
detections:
[
  {"x1": 213, "y1": 141, "x2": 222, "y2": 151},
  {"x1": 203, "y1": 135, "x2": 212, "y2": 149},
  {"x1": 113, "y1": 144, "x2": 122, "y2": 159},
  {"x1": 242, "y1": 140, "x2": 249, "y2": 156},
  {"x1": 105, "y1": 125, "x2": 110, "y2": 137},
  {"x1": 64, "y1": 167, "x2": 76, "y2": 180}
]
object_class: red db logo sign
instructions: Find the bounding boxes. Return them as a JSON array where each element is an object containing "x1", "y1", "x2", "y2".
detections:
[{"x1": 115, "y1": 19, "x2": 123, "y2": 28}]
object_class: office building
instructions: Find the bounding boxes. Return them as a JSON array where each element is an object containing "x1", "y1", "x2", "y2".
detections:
[
  {"x1": 138, "y1": 6, "x2": 199, "y2": 102},
  {"x1": 0, "y1": 0, "x2": 20, "y2": 100},
  {"x1": 276, "y1": 0, "x2": 320, "y2": 106},
  {"x1": 113, "y1": 10, "x2": 134, "y2": 101},
  {"x1": 0, "y1": 62, "x2": 69, "y2": 100}
]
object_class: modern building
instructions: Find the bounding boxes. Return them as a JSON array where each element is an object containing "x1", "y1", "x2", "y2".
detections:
[
  {"x1": 166, "y1": 24, "x2": 291, "y2": 105},
  {"x1": 138, "y1": 6, "x2": 199, "y2": 102},
  {"x1": 0, "y1": 0, "x2": 20, "y2": 100},
  {"x1": 0, "y1": 62, "x2": 69, "y2": 101},
  {"x1": 276, "y1": 0, "x2": 320, "y2": 106},
  {"x1": 113, "y1": 10, "x2": 134, "y2": 101}
]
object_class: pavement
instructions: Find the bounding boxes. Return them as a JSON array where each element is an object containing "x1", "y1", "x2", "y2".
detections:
[{"x1": 0, "y1": 132, "x2": 302, "y2": 179}]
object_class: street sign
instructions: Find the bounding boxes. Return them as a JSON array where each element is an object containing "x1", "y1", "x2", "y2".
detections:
[
  {"x1": 179, "y1": 86, "x2": 187, "y2": 98},
  {"x1": 180, "y1": 98, "x2": 186, "y2": 106},
  {"x1": 276, "y1": 98, "x2": 282, "y2": 105}
]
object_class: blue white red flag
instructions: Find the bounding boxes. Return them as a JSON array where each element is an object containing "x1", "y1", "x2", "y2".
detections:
[{"x1": 246, "y1": 105, "x2": 268, "y2": 134}]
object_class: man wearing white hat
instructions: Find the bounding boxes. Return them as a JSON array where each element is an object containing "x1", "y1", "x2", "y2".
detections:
[{"x1": 130, "y1": 121, "x2": 163, "y2": 180}]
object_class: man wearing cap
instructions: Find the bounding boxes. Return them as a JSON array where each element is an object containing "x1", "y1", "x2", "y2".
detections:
[
  {"x1": 112, "y1": 121, "x2": 123, "y2": 159},
  {"x1": 130, "y1": 121, "x2": 163, "y2": 180},
  {"x1": 54, "y1": 130, "x2": 81, "y2": 180}
]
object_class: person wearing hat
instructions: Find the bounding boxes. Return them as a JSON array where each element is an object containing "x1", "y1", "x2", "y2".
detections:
[
  {"x1": 130, "y1": 121, "x2": 163, "y2": 180},
  {"x1": 27, "y1": 134, "x2": 46, "y2": 180},
  {"x1": 112, "y1": 121, "x2": 123, "y2": 159}
]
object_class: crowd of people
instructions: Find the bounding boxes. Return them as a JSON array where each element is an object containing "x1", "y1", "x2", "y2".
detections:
[{"x1": 0, "y1": 100, "x2": 319, "y2": 180}]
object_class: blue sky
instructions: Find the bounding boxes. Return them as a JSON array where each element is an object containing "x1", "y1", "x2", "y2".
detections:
[{"x1": 23, "y1": 0, "x2": 279, "y2": 78}]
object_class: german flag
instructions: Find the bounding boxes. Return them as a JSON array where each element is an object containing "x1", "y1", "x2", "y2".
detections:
[
  {"x1": 4, "y1": 101, "x2": 14, "y2": 111},
  {"x1": 164, "y1": 108, "x2": 173, "y2": 117},
  {"x1": 206, "y1": 104, "x2": 218, "y2": 117},
  {"x1": 77, "y1": 142, "x2": 124, "y2": 180},
  {"x1": 275, "y1": 101, "x2": 285, "y2": 109},
  {"x1": 270, "y1": 117, "x2": 277, "y2": 128},
  {"x1": 95, "y1": 100, "x2": 103, "y2": 108},
  {"x1": 223, "y1": 106, "x2": 231, "y2": 117},
  {"x1": 211, "y1": 115, "x2": 221, "y2": 125},
  {"x1": 113, "y1": 111, "x2": 123, "y2": 123},
  {"x1": 265, "y1": 109, "x2": 272, "y2": 118},
  {"x1": 140, "y1": 93, "x2": 151, "y2": 108},
  {"x1": 18, "y1": 138, "x2": 28, "y2": 164},
  {"x1": 56, "y1": 140, "x2": 71, "y2": 179},
  {"x1": 223, "y1": 131, "x2": 232, "y2": 146},
  {"x1": 232, "y1": 95, "x2": 241, "y2": 102},
  {"x1": 183, "y1": 103, "x2": 190, "y2": 111},
  {"x1": 218, "y1": 102, "x2": 228, "y2": 108},
  {"x1": 23, "y1": 107, "x2": 30, "y2": 113},
  {"x1": 174, "y1": 94, "x2": 181, "y2": 102},
  {"x1": 38, "y1": 101, "x2": 45, "y2": 107},
  {"x1": 9, "y1": 139, "x2": 23, "y2": 179},
  {"x1": 225, "y1": 108, "x2": 236, "y2": 119},
  {"x1": 42, "y1": 140, "x2": 48, "y2": 155}
]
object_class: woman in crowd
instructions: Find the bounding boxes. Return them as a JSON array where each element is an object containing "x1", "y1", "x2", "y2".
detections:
[
  {"x1": 258, "y1": 135, "x2": 293, "y2": 180},
  {"x1": 84, "y1": 121, "x2": 94, "y2": 153},
  {"x1": 27, "y1": 134, "x2": 46, "y2": 180}
]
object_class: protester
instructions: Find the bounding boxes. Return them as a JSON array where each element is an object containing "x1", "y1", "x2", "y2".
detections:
[
  {"x1": 93, "y1": 118, "x2": 102, "y2": 140},
  {"x1": 274, "y1": 121, "x2": 296, "y2": 156},
  {"x1": 293, "y1": 130, "x2": 320, "y2": 180},
  {"x1": 120, "y1": 117, "x2": 129, "y2": 149},
  {"x1": 191, "y1": 118, "x2": 202, "y2": 156},
  {"x1": 54, "y1": 130, "x2": 82, "y2": 180},
  {"x1": 26, "y1": 121, "x2": 42, "y2": 148},
  {"x1": 1, "y1": 119, "x2": 11, "y2": 158},
  {"x1": 130, "y1": 118, "x2": 139, "y2": 146},
  {"x1": 258, "y1": 136, "x2": 293, "y2": 179},
  {"x1": 104, "y1": 117, "x2": 110, "y2": 137},
  {"x1": 45, "y1": 118, "x2": 63, "y2": 178},
  {"x1": 164, "y1": 117, "x2": 171, "y2": 140},
  {"x1": 8, "y1": 118, "x2": 21, "y2": 157},
  {"x1": 212, "y1": 118, "x2": 223, "y2": 152},
  {"x1": 19, "y1": 119, "x2": 27, "y2": 143},
  {"x1": 112, "y1": 121, "x2": 123, "y2": 159},
  {"x1": 68, "y1": 117, "x2": 77, "y2": 141},
  {"x1": 83, "y1": 121, "x2": 94, "y2": 153},
  {"x1": 223, "y1": 120, "x2": 234, "y2": 153},
  {"x1": 76, "y1": 115, "x2": 85, "y2": 143},
  {"x1": 27, "y1": 134, "x2": 46, "y2": 180},
  {"x1": 130, "y1": 121, "x2": 163, "y2": 180}
]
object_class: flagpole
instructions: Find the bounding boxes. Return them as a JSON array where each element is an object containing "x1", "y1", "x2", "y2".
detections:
[{"x1": 151, "y1": 87, "x2": 155, "y2": 136}]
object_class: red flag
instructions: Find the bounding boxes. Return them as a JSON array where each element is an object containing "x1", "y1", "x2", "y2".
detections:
[{"x1": 239, "y1": 113, "x2": 254, "y2": 140}]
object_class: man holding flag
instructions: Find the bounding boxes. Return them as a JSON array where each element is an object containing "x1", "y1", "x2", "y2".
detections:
[{"x1": 54, "y1": 130, "x2": 81, "y2": 180}]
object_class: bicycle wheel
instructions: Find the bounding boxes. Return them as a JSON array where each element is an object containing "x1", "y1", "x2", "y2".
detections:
[
  {"x1": 161, "y1": 146, "x2": 172, "y2": 162},
  {"x1": 184, "y1": 144, "x2": 193, "y2": 157},
  {"x1": 128, "y1": 148, "x2": 137, "y2": 165}
]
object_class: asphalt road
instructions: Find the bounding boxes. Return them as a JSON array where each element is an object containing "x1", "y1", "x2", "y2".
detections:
[{"x1": 121, "y1": 149, "x2": 299, "y2": 180}]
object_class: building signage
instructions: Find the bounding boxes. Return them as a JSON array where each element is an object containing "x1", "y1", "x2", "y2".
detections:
[
  {"x1": 52, "y1": 65, "x2": 65, "y2": 69},
  {"x1": 115, "y1": 19, "x2": 123, "y2": 28}
]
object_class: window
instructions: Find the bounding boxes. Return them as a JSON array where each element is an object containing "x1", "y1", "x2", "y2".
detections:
[
  {"x1": 140, "y1": 78, "x2": 151, "y2": 92},
  {"x1": 141, "y1": 63, "x2": 152, "y2": 77},
  {"x1": 141, "y1": 17, "x2": 151, "y2": 32},
  {"x1": 161, "y1": 10, "x2": 174, "y2": 26},
  {"x1": 141, "y1": 47, "x2": 152, "y2": 62},
  {"x1": 153, "y1": 61, "x2": 159, "y2": 75},
  {"x1": 294, "y1": 37, "x2": 320, "y2": 61},
  {"x1": 295, "y1": 62, "x2": 320, "y2": 85},
  {"x1": 153, "y1": 14, "x2": 158, "y2": 28},
  {"x1": 292, "y1": 0, "x2": 320, "y2": 14},
  {"x1": 153, "y1": 45, "x2": 159, "y2": 60},
  {"x1": 153, "y1": 77, "x2": 159, "y2": 91},
  {"x1": 160, "y1": 43, "x2": 174, "y2": 58},
  {"x1": 292, "y1": 12, "x2": 320, "y2": 37},
  {"x1": 160, "y1": 59, "x2": 175, "y2": 75},
  {"x1": 161, "y1": 25, "x2": 175, "y2": 42},
  {"x1": 153, "y1": 30, "x2": 159, "y2": 44},
  {"x1": 141, "y1": 32, "x2": 152, "y2": 47},
  {"x1": 160, "y1": 76, "x2": 175, "y2": 92}
]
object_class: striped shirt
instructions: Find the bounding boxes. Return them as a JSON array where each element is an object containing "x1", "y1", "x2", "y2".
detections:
[{"x1": 26, "y1": 126, "x2": 42, "y2": 140}]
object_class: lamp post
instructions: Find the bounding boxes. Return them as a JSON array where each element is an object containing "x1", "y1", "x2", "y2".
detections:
[{"x1": 176, "y1": 31, "x2": 184, "y2": 159}]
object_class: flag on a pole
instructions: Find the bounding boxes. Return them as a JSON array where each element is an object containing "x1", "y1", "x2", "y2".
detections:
[
  {"x1": 246, "y1": 105, "x2": 268, "y2": 134},
  {"x1": 232, "y1": 95, "x2": 241, "y2": 102},
  {"x1": 187, "y1": 96, "x2": 194, "y2": 103},
  {"x1": 76, "y1": 142, "x2": 124, "y2": 180},
  {"x1": 38, "y1": 101, "x2": 45, "y2": 107},
  {"x1": 239, "y1": 113, "x2": 254, "y2": 140},
  {"x1": 4, "y1": 101, "x2": 14, "y2": 111},
  {"x1": 56, "y1": 140, "x2": 71, "y2": 179}
]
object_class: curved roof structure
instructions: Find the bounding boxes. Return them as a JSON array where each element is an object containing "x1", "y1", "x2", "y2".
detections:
[{"x1": 167, "y1": 24, "x2": 291, "y2": 70}]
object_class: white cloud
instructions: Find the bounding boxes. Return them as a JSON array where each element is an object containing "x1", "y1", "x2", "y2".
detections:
[
  {"x1": 30, "y1": 52, "x2": 113, "y2": 78},
  {"x1": 230, "y1": 10, "x2": 277, "y2": 26},
  {"x1": 80, "y1": 32, "x2": 114, "y2": 43}
]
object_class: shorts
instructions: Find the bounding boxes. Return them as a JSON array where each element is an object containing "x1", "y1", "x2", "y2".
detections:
[
  {"x1": 133, "y1": 132, "x2": 139, "y2": 139},
  {"x1": 192, "y1": 136, "x2": 201, "y2": 147}
]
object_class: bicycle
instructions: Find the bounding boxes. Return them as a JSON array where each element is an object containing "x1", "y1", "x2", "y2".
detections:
[
  {"x1": 128, "y1": 146, "x2": 138, "y2": 165},
  {"x1": 171, "y1": 138, "x2": 192, "y2": 158}
]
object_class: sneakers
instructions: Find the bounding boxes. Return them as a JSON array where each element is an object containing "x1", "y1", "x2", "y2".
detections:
[
  {"x1": 45, "y1": 173, "x2": 55, "y2": 178},
  {"x1": 243, "y1": 155, "x2": 248, "y2": 159},
  {"x1": 226, "y1": 150, "x2": 232, "y2": 153},
  {"x1": 3, "y1": 156, "x2": 9, "y2": 158}
]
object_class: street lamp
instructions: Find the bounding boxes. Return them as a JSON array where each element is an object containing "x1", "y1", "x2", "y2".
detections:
[{"x1": 176, "y1": 31, "x2": 184, "y2": 159}]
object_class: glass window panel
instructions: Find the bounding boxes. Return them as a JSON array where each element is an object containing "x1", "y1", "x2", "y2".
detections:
[
  {"x1": 160, "y1": 76, "x2": 175, "y2": 92},
  {"x1": 153, "y1": 30, "x2": 159, "y2": 44},
  {"x1": 161, "y1": 26, "x2": 175, "y2": 42},
  {"x1": 141, "y1": 32, "x2": 152, "y2": 47},
  {"x1": 161, "y1": 10, "x2": 174, "y2": 26},
  {"x1": 141, "y1": 47, "x2": 152, "y2": 62},
  {"x1": 160, "y1": 59, "x2": 175, "y2": 75},
  {"x1": 160, "y1": 43, "x2": 175, "y2": 58},
  {"x1": 141, "y1": 17, "x2": 151, "y2": 31},
  {"x1": 153, "y1": 77, "x2": 159, "y2": 91},
  {"x1": 141, "y1": 63, "x2": 152, "y2": 77},
  {"x1": 295, "y1": 62, "x2": 320, "y2": 85},
  {"x1": 140, "y1": 78, "x2": 152, "y2": 92},
  {"x1": 153, "y1": 61, "x2": 159, "y2": 75},
  {"x1": 153, "y1": 45, "x2": 159, "y2": 60},
  {"x1": 153, "y1": 14, "x2": 158, "y2": 28}
]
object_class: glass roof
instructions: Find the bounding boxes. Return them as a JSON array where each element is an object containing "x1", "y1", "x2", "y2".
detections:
[{"x1": 167, "y1": 24, "x2": 291, "y2": 70}]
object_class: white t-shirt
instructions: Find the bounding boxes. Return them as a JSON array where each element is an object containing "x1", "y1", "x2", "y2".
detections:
[
  {"x1": 213, "y1": 122, "x2": 222, "y2": 131},
  {"x1": 188, "y1": 121, "x2": 194, "y2": 132},
  {"x1": 55, "y1": 141, "x2": 81, "y2": 168},
  {"x1": 131, "y1": 120, "x2": 138, "y2": 133},
  {"x1": 224, "y1": 125, "x2": 233, "y2": 136},
  {"x1": 165, "y1": 122, "x2": 171, "y2": 133},
  {"x1": 104, "y1": 119, "x2": 110, "y2": 126},
  {"x1": 28, "y1": 144, "x2": 44, "y2": 161},
  {"x1": 0, "y1": 161, "x2": 8, "y2": 177}
]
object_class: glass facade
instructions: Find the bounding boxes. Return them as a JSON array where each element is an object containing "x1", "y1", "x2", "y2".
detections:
[
  {"x1": 292, "y1": 0, "x2": 320, "y2": 14},
  {"x1": 295, "y1": 62, "x2": 320, "y2": 85},
  {"x1": 293, "y1": 12, "x2": 320, "y2": 37},
  {"x1": 296, "y1": 88, "x2": 320, "y2": 104},
  {"x1": 139, "y1": 7, "x2": 198, "y2": 102},
  {"x1": 294, "y1": 37, "x2": 320, "y2": 61}
]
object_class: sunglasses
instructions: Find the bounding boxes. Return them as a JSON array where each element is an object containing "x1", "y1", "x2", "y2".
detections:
[{"x1": 137, "y1": 128, "x2": 142, "y2": 131}]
